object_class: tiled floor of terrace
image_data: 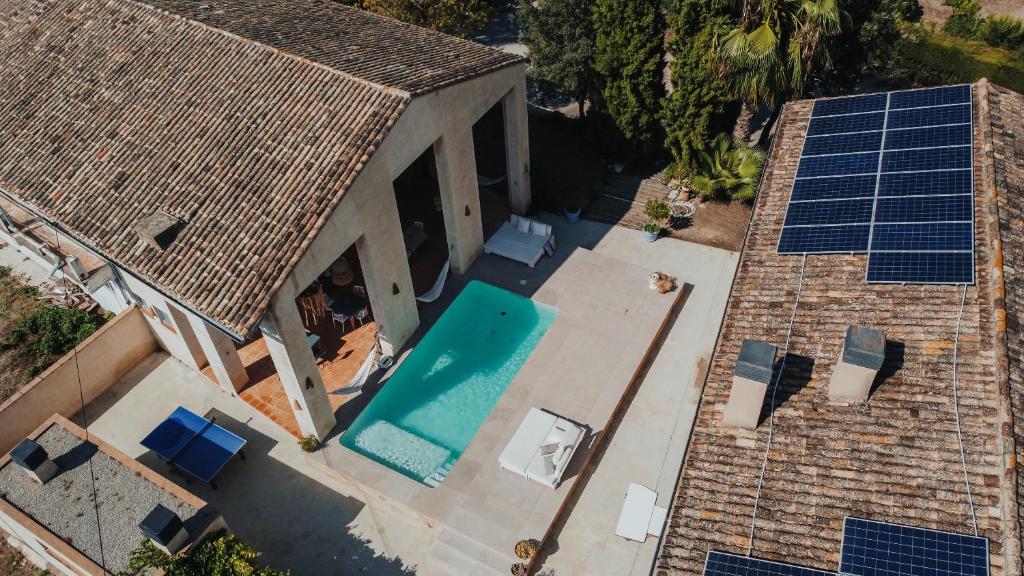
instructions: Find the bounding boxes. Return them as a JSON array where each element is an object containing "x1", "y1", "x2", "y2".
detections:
[{"x1": 202, "y1": 320, "x2": 379, "y2": 439}]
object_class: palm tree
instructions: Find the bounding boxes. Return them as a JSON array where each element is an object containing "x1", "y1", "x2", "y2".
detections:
[
  {"x1": 715, "y1": 0, "x2": 844, "y2": 141},
  {"x1": 690, "y1": 134, "x2": 766, "y2": 201}
]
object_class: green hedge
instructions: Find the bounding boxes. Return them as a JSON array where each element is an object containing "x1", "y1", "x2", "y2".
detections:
[{"x1": 900, "y1": 30, "x2": 1024, "y2": 92}]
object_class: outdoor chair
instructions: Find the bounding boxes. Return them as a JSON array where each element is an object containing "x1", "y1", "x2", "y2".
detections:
[{"x1": 352, "y1": 286, "x2": 370, "y2": 325}]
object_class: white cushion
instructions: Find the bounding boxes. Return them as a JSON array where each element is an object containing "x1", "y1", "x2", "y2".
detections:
[
  {"x1": 499, "y1": 408, "x2": 557, "y2": 477},
  {"x1": 516, "y1": 217, "x2": 532, "y2": 233},
  {"x1": 529, "y1": 221, "x2": 550, "y2": 237}
]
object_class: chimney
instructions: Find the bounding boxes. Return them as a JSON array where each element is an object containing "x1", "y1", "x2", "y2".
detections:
[
  {"x1": 139, "y1": 505, "x2": 189, "y2": 555},
  {"x1": 723, "y1": 339, "x2": 777, "y2": 429},
  {"x1": 134, "y1": 211, "x2": 183, "y2": 250},
  {"x1": 829, "y1": 326, "x2": 886, "y2": 402},
  {"x1": 10, "y1": 439, "x2": 58, "y2": 484}
]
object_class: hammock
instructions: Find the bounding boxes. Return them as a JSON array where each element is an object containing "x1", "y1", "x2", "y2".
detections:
[
  {"x1": 476, "y1": 173, "x2": 507, "y2": 187},
  {"x1": 330, "y1": 342, "x2": 380, "y2": 396},
  {"x1": 416, "y1": 259, "x2": 450, "y2": 304}
]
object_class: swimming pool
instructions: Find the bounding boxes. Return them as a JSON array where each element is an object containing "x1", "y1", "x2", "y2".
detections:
[{"x1": 340, "y1": 281, "x2": 557, "y2": 487}]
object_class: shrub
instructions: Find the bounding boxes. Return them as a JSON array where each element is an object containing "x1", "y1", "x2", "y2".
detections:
[
  {"x1": 943, "y1": 0, "x2": 983, "y2": 39},
  {"x1": 644, "y1": 198, "x2": 671, "y2": 222},
  {"x1": 690, "y1": 135, "x2": 765, "y2": 202},
  {"x1": 979, "y1": 16, "x2": 1024, "y2": 52},
  {"x1": 120, "y1": 531, "x2": 288, "y2": 576}
]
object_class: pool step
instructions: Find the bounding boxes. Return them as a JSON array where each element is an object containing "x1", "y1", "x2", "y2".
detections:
[
  {"x1": 423, "y1": 461, "x2": 455, "y2": 487},
  {"x1": 428, "y1": 527, "x2": 512, "y2": 576}
]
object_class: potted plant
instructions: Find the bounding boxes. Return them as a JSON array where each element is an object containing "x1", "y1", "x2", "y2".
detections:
[
  {"x1": 511, "y1": 563, "x2": 528, "y2": 576},
  {"x1": 298, "y1": 434, "x2": 320, "y2": 453},
  {"x1": 643, "y1": 198, "x2": 671, "y2": 242},
  {"x1": 514, "y1": 539, "x2": 538, "y2": 560},
  {"x1": 562, "y1": 188, "x2": 583, "y2": 223}
]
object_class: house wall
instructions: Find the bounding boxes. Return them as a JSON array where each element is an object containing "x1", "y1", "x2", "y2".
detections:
[
  {"x1": 282, "y1": 63, "x2": 529, "y2": 353},
  {"x1": 0, "y1": 307, "x2": 157, "y2": 454}
]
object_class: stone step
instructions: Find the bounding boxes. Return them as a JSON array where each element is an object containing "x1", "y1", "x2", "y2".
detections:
[{"x1": 428, "y1": 527, "x2": 515, "y2": 576}]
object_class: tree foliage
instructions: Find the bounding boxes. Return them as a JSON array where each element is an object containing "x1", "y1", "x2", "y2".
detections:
[
  {"x1": 120, "y1": 533, "x2": 288, "y2": 576},
  {"x1": 690, "y1": 134, "x2": 765, "y2": 201},
  {"x1": 337, "y1": 0, "x2": 491, "y2": 38},
  {"x1": 714, "y1": 0, "x2": 845, "y2": 107},
  {"x1": 591, "y1": 0, "x2": 666, "y2": 152},
  {"x1": 980, "y1": 16, "x2": 1024, "y2": 52},
  {"x1": 662, "y1": 0, "x2": 735, "y2": 177},
  {"x1": 518, "y1": 0, "x2": 596, "y2": 116}
]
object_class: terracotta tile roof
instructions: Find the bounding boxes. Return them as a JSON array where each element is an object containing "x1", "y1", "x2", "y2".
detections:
[
  {"x1": 987, "y1": 83, "x2": 1024, "y2": 567},
  {"x1": 143, "y1": 0, "x2": 525, "y2": 95},
  {"x1": 656, "y1": 81, "x2": 1022, "y2": 576},
  {"x1": 0, "y1": 0, "x2": 515, "y2": 337}
]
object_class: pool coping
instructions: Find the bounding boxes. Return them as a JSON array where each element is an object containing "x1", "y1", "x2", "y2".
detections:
[{"x1": 307, "y1": 247, "x2": 685, "y2": 571}]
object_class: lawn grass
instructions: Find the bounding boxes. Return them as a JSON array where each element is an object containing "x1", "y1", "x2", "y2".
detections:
[{"x1": 902, "y1": 30, "x2": 1024, "y2": 92}]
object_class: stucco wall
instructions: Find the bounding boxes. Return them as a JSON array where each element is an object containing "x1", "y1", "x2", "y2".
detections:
[{"x1": 0, "y1": 307, "x2": 157, "y2": 454}]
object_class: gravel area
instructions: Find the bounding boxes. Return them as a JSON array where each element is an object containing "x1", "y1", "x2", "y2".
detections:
[{"x1": 0, "y1": 425, "x2": 203, "y2": 574}]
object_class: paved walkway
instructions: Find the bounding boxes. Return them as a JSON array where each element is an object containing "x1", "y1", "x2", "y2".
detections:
[{"x1": 531, "y1": 218, "x2": 739, "y2": 576}]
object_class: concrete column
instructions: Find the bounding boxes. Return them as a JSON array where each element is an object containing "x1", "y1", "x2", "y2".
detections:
[
  {"x1": 189, "y1": 315, "x2": 249, "y2": 394},
  {"x1": 434, "y1": 127, "x2": 484, "y2": 275},
  {"x1": 259, "y1": 297, "x2": 336, "y2": 439},
  {"x1": 503, "y1": 78, "x2": 531, "y2": 215},
  {"x1": 166, "y1": 305, "x2": 208, "y2": 372},
  {"x1": 356, "y1": 199, "x2": 419, "y2": 356}
]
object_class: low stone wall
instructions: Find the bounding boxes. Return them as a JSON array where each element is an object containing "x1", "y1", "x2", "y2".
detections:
[{"x1": 0, "y1": 306, "x2": 157, "y2": 454}]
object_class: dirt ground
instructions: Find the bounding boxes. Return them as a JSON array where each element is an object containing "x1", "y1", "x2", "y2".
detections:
[
  {"x1": 0, "y1": 543, "x2": 47, "y2": 576},
  {"x1": 669, "y1": 199, "x2": 752, "y2": 252},
  {"x1": 921, "y1": 0, "x2": 1024, "y2": 25}
]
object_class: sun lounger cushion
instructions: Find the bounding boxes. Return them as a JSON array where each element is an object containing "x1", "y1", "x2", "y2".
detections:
[
  {"x1": 484, "y1": 222, "x2": 549, "y2": 268},
  {"x1": 499, "y1": 408, "x2": 584, "y2": 489}
]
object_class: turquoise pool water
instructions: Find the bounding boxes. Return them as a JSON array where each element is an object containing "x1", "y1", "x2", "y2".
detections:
[{"x1": 340, "y1": 281, "x2": 557, "y2": 487}]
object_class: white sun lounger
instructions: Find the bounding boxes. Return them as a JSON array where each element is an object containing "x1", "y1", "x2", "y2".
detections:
[
  {"x1": 484, "y1": 216, "x2": 555, "y2": 268},
  {"x1": 499, "y1": 408, "x2": 585, "y2": 489},
  {"x1": 615, "y1": 482, "x2": 668, "y2": 542}
]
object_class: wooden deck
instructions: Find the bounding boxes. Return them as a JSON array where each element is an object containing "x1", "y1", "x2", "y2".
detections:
[{"x1": 583, "y1": 172, "x2": 687, "y2": 237}]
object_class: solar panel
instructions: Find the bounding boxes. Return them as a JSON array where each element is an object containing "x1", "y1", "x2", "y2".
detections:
[
  {"x1": 889, "y1": 84, "x2": 972, "y2": 109},
  {"x1": 813, "y1": 93, "x2": 889, "y2": 117},
  {"x1": 840, "y1": 518, "x2": 989, "y2": 576},
  {"x1": 884, "y1": 124, "x2": 971, "y2": 150},
  {"x1": 703, "y1": 551, "x2": 837, "y2": 576},
  {"x1": 878, "y1": 170, "x2": 972, "y2": 198},
  {"x1": 881, "y1": 147, "x2": 971, "y2": 173},
  {"x1": 804, "y1": 132, "x2": 885, "y2": 156},
  {"x1": 808, "y1": 112, "x2": 886, "y2": 136},
  {"x1": 887, "y1": 105, "x2": 971, "y2": 130},
  {"x1": 784, "y1": 199, "x2": 875, "y2": 227},
  {"x1": 777, "y1": 84, "x2": 974, "y2": 284},
  {"x1": 798, "y1": 152, "x2": 880, "y2": 178}
]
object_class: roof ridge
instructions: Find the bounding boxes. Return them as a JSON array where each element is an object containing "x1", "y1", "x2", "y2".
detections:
[{"x1": 123, "y1": 0, "x2": 412, "y2": 100}]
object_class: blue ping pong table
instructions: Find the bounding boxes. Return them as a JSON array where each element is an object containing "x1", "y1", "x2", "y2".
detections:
[{"x1": 140, "y1": 406, "x2": 247, "y2": 489}]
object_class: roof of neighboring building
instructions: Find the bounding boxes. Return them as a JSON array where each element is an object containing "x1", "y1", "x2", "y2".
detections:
[
  {"x1": 655, "y1": 81, "x2": 1022, "y2": 576},
  {"x1": 0, "y1": 0, "x2": 521, "y2": 336},
  {"x1": 0, "y1": 415, "x2": 217, "y2": 574}
]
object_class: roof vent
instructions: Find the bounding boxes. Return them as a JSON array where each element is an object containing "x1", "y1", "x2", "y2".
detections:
[
  {"x1": 723, "y1": 339, "x2": 777, "y2": 429},
  {"x1": 139, "y1": 504, "x2": 189, "y2": 555},
  {"x1": 134, "y1": 211, "x2": 183, "y2": 250},
  {"x1": 829, "y1": 325, "x2": 886, "y2": 403},
  {"x1": 10, "y1": 439, "x2": 58, "y2": 484}
]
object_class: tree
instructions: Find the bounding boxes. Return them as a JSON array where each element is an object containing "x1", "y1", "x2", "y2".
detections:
[
  {"x1": 690, "y1": 134, "x2": 765, "y2": 201},
  {"x1": 662, "y1": 0, "x2": 735, "y2": 177},
  {"x1": 591, "y1": 0, "x2": 666, "y2": 153},
  {"x1": 714, "y1": 0, "x2": 844, "y2": 139},
  {"x1": 337, "y1": 0, "x2": 492, "y2": 38},
  {"x1": 518, "y1": 0, "x2": 596, "y2": 117},
  {"x1": 120, "y1": 532, "x2": 288, "y2": 576},
  {"x1": 824, "y1": 0, "x2": 923, "y2": 93}
]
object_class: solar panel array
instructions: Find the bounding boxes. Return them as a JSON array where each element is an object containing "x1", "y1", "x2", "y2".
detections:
[
  {"x1": 777, "y1": 85, "x2": 975, "y2": 284},
  {"x1": 702, "y1": 519, "x2": 989, "y2": 576},
  {"x1": 841, "y1": 518, "x2": 989, "y2": 576}
]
